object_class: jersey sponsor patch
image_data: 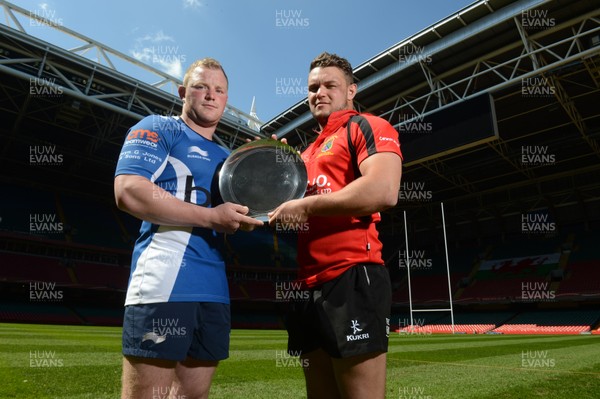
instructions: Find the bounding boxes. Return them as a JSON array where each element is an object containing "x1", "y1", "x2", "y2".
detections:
[
  {"x1": 124, "y1": 129, "x2": 161, "y2": 149},
  {"x1": 318, "y1": 135, "x2": 337, "y2": 157},
  {"x1": 187, "y1": 146, "x2": 211, "y2": 161},
  {"x1": 378, "y1": 135, "x2": 400, "y2": 147}
]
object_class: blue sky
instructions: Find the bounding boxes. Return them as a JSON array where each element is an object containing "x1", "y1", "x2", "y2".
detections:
[{"x1": 8, "y1": 0, "x2": 475, "y2": 122}]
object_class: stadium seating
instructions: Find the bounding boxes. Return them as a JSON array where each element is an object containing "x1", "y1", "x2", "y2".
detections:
[
  {"x1": 393, "y1": 310, "x2": 600, "y2": 335},
  {"x1": 0, "y1": 252, "x2": 74, "y2": 285},
  {"x1": 492, "y1": 324, "x2": 590, "y2": 334},
  {"x1": 394, "y1": 311, "x2": 515, "y2": 334},
  {"x1": 0, "y1": 251, "x2": 129, "y2": 290},
  {"x1": 59, "y1": 193, "x2": 136, "y2": 249},
  {"x1": 72, "y1": 306, "x2": 124, "y2": 326},
  {"x1": 231, "y1": 312, "x2": 282, "y2": 329},
  {"x1": 0, "y1": 302, "x2": 82, "y2": 325},
  {"x1": 491, "y1": 310, "x2": 600, "y2": 334},
  {"x1": 0, "y1": 184, "x2": 63, "y2": 239},
  {"x1": 398, "y1": 324, "x2": 496, "y2": 334},
  {"x1": 72, "y1": 261, "x2": 129, "y2": 290},
  {"x1": 557, "y1": 261, "x2": 600, "y2": 297},
  {"x1": 237, "y1": 281, "x2": 276, "y2": 301},
  {"x1": 556, "y1": 232, "x2": 600, "y2": 297},
  {"x1": 228, "y1": 280, "x2": 250, "y2": 301},
  {"x1": 2, "y1": 181, "x2": 599, "y2": 333}
]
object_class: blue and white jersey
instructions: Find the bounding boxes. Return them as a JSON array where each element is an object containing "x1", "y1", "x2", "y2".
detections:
[{"x1": 115, "y1": 115, "x2": 230, "y2": 305}]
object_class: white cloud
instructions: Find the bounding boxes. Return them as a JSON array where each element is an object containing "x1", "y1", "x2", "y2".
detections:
[
  {"x1": 130, "y1": 47, "x2": 153, "y2": 63},
  {"x1": 130, "y1": 30, "x2": 184, "y2": 78},
  {"x1": 136, "y1": 30, "x2": 175, "y2": 44},
  {"x1": 183, "y1": 0, "x2": 203, "y2": 9},
  {"x1": 156, "y1": 57, "x2": 183, "y2": 79}
]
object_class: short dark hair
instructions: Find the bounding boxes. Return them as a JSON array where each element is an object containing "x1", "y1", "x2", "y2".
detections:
[{"x1": 309, "y1": 52, "x2": 354, "y2": 85}]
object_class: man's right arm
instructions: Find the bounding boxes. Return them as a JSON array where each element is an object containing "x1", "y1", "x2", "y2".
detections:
[{"x1": 114, "y1": 174, "x2": 262, "y2": 234}]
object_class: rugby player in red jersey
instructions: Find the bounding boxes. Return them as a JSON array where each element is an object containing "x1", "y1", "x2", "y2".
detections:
[{"x1": 269, "y1": 52, "x2": 403, "y2": 399}]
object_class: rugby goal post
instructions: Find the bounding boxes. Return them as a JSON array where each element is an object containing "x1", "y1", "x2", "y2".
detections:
[{"x1": 403, "y1": 202, "x2": 455, "y2": 334}]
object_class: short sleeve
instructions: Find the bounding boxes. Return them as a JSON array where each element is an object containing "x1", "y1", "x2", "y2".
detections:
[
  {"x1": 115, "y1": 115, "x2": 173, "y2": 180},
  {"x1": 351, "y1": 114, "x2": 403, "y2": 167}
]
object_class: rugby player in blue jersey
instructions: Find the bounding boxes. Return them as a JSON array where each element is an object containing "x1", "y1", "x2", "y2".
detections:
[{"x1": 114, "y1": 58, "x2": 263, "y2": 399}]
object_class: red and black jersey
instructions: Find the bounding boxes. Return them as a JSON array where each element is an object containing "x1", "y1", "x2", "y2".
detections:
[{"x1": 297, "y1": 109, "x2": 403, "y2": 287}]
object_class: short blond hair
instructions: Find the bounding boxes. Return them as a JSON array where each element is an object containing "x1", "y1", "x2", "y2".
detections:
[{"x1": 182, "y1": 58, "x2": 229, "y2": 87}]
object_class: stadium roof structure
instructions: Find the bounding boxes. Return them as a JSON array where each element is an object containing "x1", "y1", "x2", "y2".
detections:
[
  {"x1": 0, "y1": 0, "x2": 599, "y2": 244},
  {"x1": 0, "y1": 0, "x2": 263, "y2": 201},
  {"x1": 262, "y1": 0, "x2": 600, "y2": 242}
]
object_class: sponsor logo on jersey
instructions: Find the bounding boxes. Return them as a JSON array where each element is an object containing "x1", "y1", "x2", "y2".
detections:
[
  {"x1": 317, "y1": 135, "x2": 337, "y2": 157},
  {"x1": 306, "y1": 174, "x2": 332, "y2": 195},
  {"x1": 379, "y1": 135, "x2": 400, "y2": 147},
  {"x1": 187, "y1": 146, "x2": 211, "y2": 161},
  {"x1": 184, "y1": 176, "x2": 211, "y2": 206},
  {"x1": 124, "y1": 129, "x2": 160, "y2": 149}
]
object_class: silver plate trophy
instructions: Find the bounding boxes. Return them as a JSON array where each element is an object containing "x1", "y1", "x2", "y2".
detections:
[{"x1": 219, "y1": 138, "x2": 308, "y2": 221}]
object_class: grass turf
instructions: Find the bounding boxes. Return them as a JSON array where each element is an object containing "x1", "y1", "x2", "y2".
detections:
[{"x1": 0, "y1": 323, "x2": 599, "y2": 398}]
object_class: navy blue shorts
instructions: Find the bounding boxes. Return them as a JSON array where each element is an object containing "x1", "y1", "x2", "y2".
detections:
[{"x1": 122, "y1": 302, "x2": 230, "y2": 362}]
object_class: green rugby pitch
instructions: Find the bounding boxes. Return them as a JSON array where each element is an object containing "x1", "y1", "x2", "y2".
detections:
[{"x1": 0, "y1": 323, "x2": 599, "y2": 398}]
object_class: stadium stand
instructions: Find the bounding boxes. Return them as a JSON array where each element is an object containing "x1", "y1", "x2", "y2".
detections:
[
  {"x1": 491, "y1": 310, "x2": 600, "y2": 334},
  {"x1": 395, "y1": 311, "x2": 513, "y2": 334},
  {"x1": 1, "y1": 0, "x2": 599, "y2": 333},
  {"x1": 0, "y1": 301, "x2": 82, "y2": 325},
  {"x1": 556, "y1": 231, "x2": 600, "y2": 297},
  {"x1": 59, "y1": 193, "x2": 134, "y2": 249},
  {"x1": 0, "y1": 251, "x2": 74, "y2": 285},
  {"x1": 394, "y1": 310, "x2": 600, "y2": 335},
  {"x1": 0, "y1": 184, "x2": 65, "y2": 241},
  {"x1": 71, "y1": 261, "x2": 130, "y2": 290},
  {"x1": 71, "y1": 306, "x2": 124, "y2": 326},
  {"x1": 231, "y1": 312, "x2": 282, "y2": 330}
]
